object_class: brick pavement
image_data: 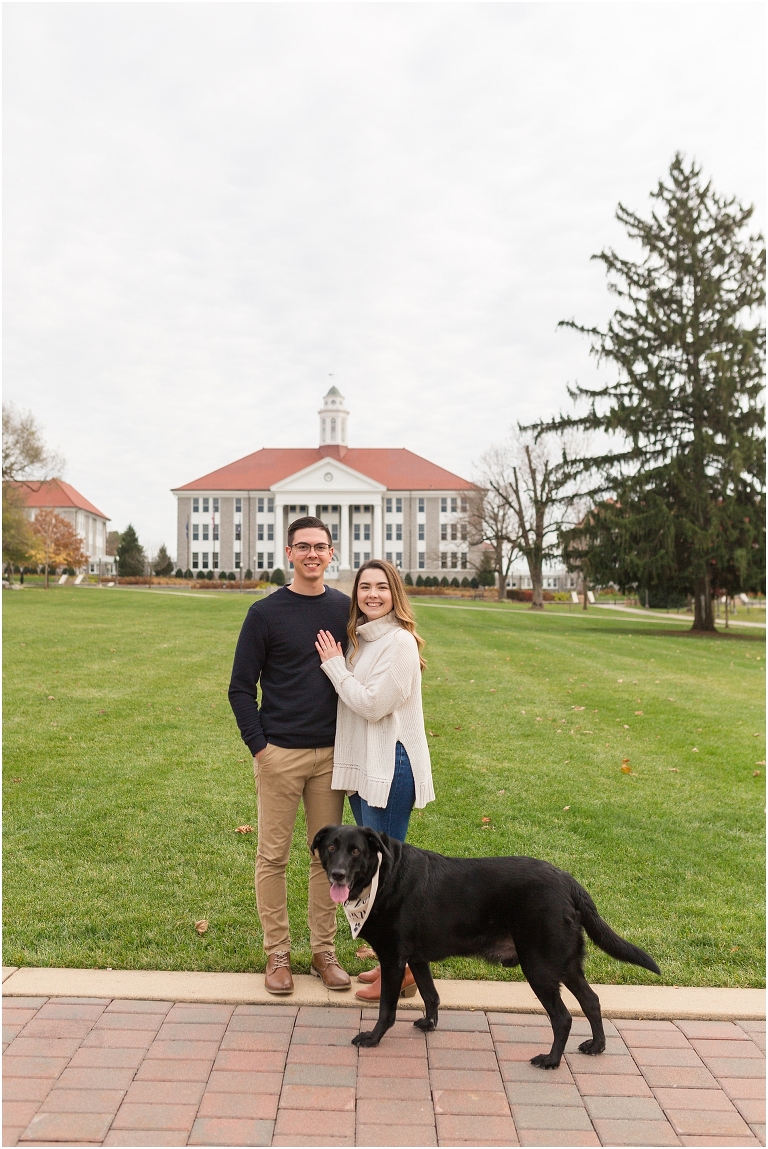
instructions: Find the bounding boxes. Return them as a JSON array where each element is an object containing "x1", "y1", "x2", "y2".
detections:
[{"x1": 2, "y1": 999, "x2": 764, "y2": 1146}]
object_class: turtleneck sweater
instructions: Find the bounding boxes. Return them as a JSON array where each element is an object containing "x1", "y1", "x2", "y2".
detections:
[{"x1": 320, "y1": 612, "x2": 434, "y2": 809}]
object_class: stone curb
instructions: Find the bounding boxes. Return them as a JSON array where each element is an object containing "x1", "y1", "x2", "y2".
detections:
[{"x1": 2, "y1": 967, "x2": 764, "y2": 1019}]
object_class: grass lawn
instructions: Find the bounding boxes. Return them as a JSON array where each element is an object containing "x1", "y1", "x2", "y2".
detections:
[{"x1": 3, "y1": 586, "x2": 764, "y2": 987}]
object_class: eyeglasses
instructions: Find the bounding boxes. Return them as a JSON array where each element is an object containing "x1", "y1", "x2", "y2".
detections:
[{"x1": 290, "y1": 543, "x2": 331, "y2": 554}]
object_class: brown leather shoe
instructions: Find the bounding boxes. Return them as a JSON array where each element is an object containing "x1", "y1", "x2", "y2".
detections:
[
  {"x1": 311, "y1": 950, "x2": 352, "y2": 991},
  {"x1": 265, "y1": 951, "x2": 293, "y2": 995},
  {"x1": 357, "y1": 965, "x2": 380, "y2": 984},
  {"x1": 355, "y1": 965, "x2": 417, "y2": 1002}
]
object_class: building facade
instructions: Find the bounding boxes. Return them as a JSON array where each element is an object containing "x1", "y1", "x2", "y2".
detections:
[
  {"x1": 172, "y1": 388, "x2": 480, "y2": 588},
  {"x1": 17, "y1": 479, "x2": 114, "y2": 575}
]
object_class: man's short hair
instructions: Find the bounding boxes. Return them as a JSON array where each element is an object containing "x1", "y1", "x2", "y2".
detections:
[{"x1": 287, "y1": 516, "x2": 333, "y2": 547}]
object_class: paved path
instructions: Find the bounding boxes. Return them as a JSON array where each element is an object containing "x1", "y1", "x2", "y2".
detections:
[{"x1": 3, "y1": 997, "x2": 765, "y2": 1147}]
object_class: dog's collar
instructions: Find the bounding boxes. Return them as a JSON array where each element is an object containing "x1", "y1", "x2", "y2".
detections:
[{"x1": 342, "y1": 852, "x2": 382, "y2": 939}]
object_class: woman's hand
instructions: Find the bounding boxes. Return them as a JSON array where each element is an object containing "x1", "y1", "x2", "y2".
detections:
[{"x1": 316, "y1": 630, "x2": 344, "y2": 663}]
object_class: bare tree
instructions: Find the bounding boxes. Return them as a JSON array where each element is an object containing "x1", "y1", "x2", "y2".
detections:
[
  {"x1": 2, "y1": 404, "x2": 65, "y2": 483},
  {"x1": 470, "y1": 445, "x2": 518, "y2": 601}
]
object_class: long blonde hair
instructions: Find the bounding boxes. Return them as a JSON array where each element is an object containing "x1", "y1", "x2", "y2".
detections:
[{"x1": 347, "y1": 560, "x2": 426, "y2": 671}]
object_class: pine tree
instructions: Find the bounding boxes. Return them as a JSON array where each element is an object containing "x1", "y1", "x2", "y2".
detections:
[
  {"x1": 117, "y1": 524, "x2": 146, "y2": 577},
  {"x1": 538, "y1": 155, "x2": 765, "y2": 631},
  {"x1": 153, "y1": 544, "x2": 173, "y2": 576}
]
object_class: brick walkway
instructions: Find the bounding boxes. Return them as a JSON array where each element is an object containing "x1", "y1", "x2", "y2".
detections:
[{"x1": 2, "y1": 998, "x2": 765, "y2": 1147}]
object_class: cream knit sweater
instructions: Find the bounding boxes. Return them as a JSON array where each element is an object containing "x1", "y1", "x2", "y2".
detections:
[{"x1": 320, "y1": 612, "x2": 434, "y2": 810}]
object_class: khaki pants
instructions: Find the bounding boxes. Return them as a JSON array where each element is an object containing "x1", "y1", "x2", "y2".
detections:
[{"x1": 254, "y1": 744, "x2": 344, "y2": 955}]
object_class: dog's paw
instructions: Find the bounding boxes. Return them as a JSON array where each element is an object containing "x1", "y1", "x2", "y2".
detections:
[
  {"x1": 530, "y1": 1053, "x2": 561, "y2": 1069},
  {"x1": 352, "y1": 1030, "x2": 381, "y2": 1048},
  {"x1": 577, "y1": 1038, "x2": 606, "y2": 1056},
  {"x1": 413, "y1": 1016, "x2": 437, "y2": 1032}
]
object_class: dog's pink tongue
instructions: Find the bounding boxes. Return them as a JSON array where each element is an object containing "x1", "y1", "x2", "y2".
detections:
[{"x1": 330, "y1": 883, "x2": 349, "y2": 904}]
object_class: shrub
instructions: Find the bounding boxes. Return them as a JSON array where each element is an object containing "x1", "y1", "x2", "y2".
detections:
[
  {"x1": 415, "y1": 574, "x2": 424, "y2": 587},
  {"x1": 461, "y1": 577, "x2": 470, "y2": 587},
  {"x1": 206, "y1": 570, "x2": 214, "y2": 581},
  {"x1": 219, "y1": 570, "x2": 228, "y2": 580},
  {"x1": 440, "y1": 576, "x2": 449, "y2": 587},
  {"x1": 478, "y1": 568, "x2": 495, "y2": 587},
  {"x1": 271, "y1": 568, "x2": 285, "y2": 585},
  {"x1": 470, "y1": 577, "x2": 479, "y2": 589},
  {"x1": 450, "y1": 577, "x2": 460, "y2": 587},
  {"x1": 175, "y1": 569, "x2": 184, "y2": 578},
  {"x1": 183, "y1": 569, "x2": 192, "y2": 579},
  {"x1": 228, "y1": 571, "x2": 236, "y2": 581},
  {"x1": 244, "y1": 569, "x2": 253, "y2": 580},
  {"x1": 404, "y1": 572, "x2": 413, "y2": 586}
]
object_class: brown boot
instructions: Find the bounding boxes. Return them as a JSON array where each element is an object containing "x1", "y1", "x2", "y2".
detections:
[
  {"x1": 355, "y1": 965, "x2": 417, "y2": 1002},
  {"x1": 311, "y1": 950, "x2": 352, "y2": 991},
  {"x1": 264, "y1": 951, "x2": 293, "y2": 995},
  {"x1": 357, "y1": 965, "x2": 380, "y2": 984}
]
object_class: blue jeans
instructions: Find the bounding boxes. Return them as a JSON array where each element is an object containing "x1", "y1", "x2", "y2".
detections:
[{"x1": 348, "y1": 742, "x2": 415, "y2": 843}]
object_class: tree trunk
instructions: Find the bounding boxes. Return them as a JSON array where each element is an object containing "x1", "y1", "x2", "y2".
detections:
[
  {"x1": 44, "y1": 561, "x2": 49, "y2": 589},
  {"x1": 530, "y1": 567, "x2": 544, "y2": 610},
  {"x1": 582, "y1": 578, "x2": 589, "y2": 610},
  {"x1": 693, "y1": 573, "x2": 716, "y2": 631}
]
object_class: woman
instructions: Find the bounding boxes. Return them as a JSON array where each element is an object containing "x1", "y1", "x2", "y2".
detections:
[{"x1": 315, "y1": 559, "x2": 434, "y2": 1000}]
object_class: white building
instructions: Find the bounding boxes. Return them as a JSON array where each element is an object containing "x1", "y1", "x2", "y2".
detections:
[
  {"x1": 172, "y1": 387, "x2": 480, "y2": 588},
  {"x1": 16, "y1": 479, "x2": 114, "y2": 575}
]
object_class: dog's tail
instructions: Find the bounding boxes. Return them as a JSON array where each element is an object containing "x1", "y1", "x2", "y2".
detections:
[{"x1": 572, "y1": 884, "x2": 660, "y2": 975}]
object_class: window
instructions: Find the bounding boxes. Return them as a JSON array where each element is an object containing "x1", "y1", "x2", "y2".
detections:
[
  {"x1": 396, "y1": 553, "x2": 402, "y2": 568},
  {"x1": 202, "y1": 525, "x2": 209, "y2": 541},
  {"x1": 385, "y1": 498, "x2": 392, "y2": 513},
  {"x1": 213, "y1": 525, "x2": 219, "y2": 541},
  {"x1": 461, "y1": 523, "x2": 468, "y2": 541},
  {"x1": 235, "y1": 498, "x2": 242, "y2": 513},
  {"x1": 386, "y1": 524, "x2": 393, "y2": 541},
  {"x1": 418, "y1": 498, "x2": 425, "y2": 513},
  {"x1": 451, "y1": 498, "x2": 458, "y2": 513},
  {"x1": 257, "y1": 552, "x2": 264, "y2": 568},
  {"x1": 192, "y1": 553, "x2": 199, "y2": 568},
  {"x1": 212, "y1": 553, "x2": 219, "y2": 568},
  {"x1": 202, "y1": 553, "x2": 209, "y2": 569},
  {"x1": 418, "y1": 523, "x2": 425, "y2": 541},
  {"x1": 353, "y1": 552, "x2": 360, "y2": 569},
  {"x1": 386, "y1": 552, "x2": 393, "y2": 562},
  {"x1": 203, "y1": 498, "x2": 209, "y2": 513},
  {"x1": 192, "y1": 498, "x2": 199, "y2": 513},
  {"x1": 213, "y1": 498, "x2": 219, "y2": 513},
  {"x1": 418, "y1": 554, "x2": 425, "y2": 569},
  {"x1": 364, "y1": 552, "x2": 370, "y2": 562},
  {"x1": 331, "y1": 524, "x2": 338, "y2": 541},
  {"x1": 450, "y1": 552, "x2": 458, "y2": 569},
  {"x1": 235, "y1": 523, "x2": 241, "y2": 541},
  {"x1": 267, "y1": 525, "x2": 274, "y2": 541},
  {"x1": 441, "y1": 524, "x2": 447, "y2": 541},
  {"x1": 441, "y1": 498, "x2": 447, "y2": 513},
  {"x1": 395, "y1": 524, "x2": 402, "y2": 541},
  {"x1": 363, "y1": 524, "x2": 370, "y2": 541},
  {"x1": 450, "y1": 524, "x2": 458, "y2": 541},
  {"x1": 331, "y1": 417, "x2": 337, "y2": 442},
  {"x1": 267, "y1": 497, "x2": 274, "y2": 513},
  {"x1": 235, "y1": 554, "x2": 241, "y2": 569},
  {"x1": 258, "y1": 524, "x2": 264, "y2": 541},
  {"x1": 461, "y1": 497, "x2": 468, "y2": 512},
  {"x1": 441, "y1": 553, "x2": 448, "y2": 569},
  {"x1": 461, "y1": 553, "x2": 468, "y2": 569},
  {"x1": 354, "y1": 524, "x2": 361, "y2": 541},
  {"x1": 267, "y1": 552, "x2": 274, "y2": 568},
  {"x1": 258, "y1": 498, "x2": 264, "y2": 513},
  {"x1": 192, "y1": 525, "x2": 199, "y2": 541},
  {"x1": 394, "y1": 498, "x2": 401, "y2": 513}
]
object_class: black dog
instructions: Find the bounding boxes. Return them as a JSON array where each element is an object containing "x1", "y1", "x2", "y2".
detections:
[{"x1": 312, "y1": 824, "x2": 660, "y2": 1067}]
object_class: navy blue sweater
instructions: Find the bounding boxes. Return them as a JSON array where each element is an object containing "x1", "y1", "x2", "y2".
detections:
[{"x1": 228, "y1": 585, "x2": 351, "y2": 755}]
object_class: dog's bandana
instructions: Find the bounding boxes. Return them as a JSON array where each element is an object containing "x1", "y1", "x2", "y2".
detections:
[{"x1": 341, "y1": 853, "x2": 382, "y2": 939}]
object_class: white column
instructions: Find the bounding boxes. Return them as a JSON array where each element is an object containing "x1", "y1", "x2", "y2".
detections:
[
  {"x1": 273, "y1": 497, "x2": 286, "y2": 571},
  {"x1": 338, "y1": 500, "x2": 351, "y2": 571},
  {"x1": 372, "y1": 499, "x2": 383, "y2": 560}
]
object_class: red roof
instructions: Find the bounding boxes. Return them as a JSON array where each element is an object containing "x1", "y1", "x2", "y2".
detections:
[
  {"x1": 174, "y1": 447, "x2": 475, "y2": 493},
  {"x1": 13, "y1": 479, "x2": 109, "y2": 521}
]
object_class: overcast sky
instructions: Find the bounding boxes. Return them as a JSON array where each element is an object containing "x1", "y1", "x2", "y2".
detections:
[{"x1": 4, "y1": 2, "x2": 764, "y2": 557}]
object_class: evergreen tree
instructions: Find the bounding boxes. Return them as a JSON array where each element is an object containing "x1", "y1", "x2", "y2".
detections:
[
  {"x1": 538, "y1": 155, "x2": 765, "y2": 631},
  {"x1": 117, "y1": 524, "x2": 146, "y2": 577},
  {"x1": 271, "y1": 567, "x2": 285, "y2": 585},
  {"x1": 404, "y1": 572, "x2": 413, "y2": 586},
  {"x1": 153, "y1": 544, "x2": 174, "y2": 576}
]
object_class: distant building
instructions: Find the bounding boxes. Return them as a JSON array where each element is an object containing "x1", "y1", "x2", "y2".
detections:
[
  {"x1": 17, "y1": 479, "x2": 114, "y2": 575},
  {"x1": 507, "y1": 562, "x2": 577, "y2": 592},
  {"x1": 172, "y1": 387, "x2": 480, "y2": 588}
]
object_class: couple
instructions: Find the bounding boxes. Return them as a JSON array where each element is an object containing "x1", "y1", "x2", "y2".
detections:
[{"x1": 228, "y1": 515, "x2": 434, "y2": 998}]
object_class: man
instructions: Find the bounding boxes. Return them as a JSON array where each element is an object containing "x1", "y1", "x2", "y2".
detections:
[{"x1": 229, "y1": 516, "x2": 352, "y2": 994}]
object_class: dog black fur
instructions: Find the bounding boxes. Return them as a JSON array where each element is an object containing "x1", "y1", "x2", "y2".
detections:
[{"x1": 311, "y1": 824, "x2": 660, "y2": 1067}]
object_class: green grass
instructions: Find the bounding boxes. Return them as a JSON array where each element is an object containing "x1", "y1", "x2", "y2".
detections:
[{"x1": 3, "y1": 586, "x2": 765, "y2": 987}]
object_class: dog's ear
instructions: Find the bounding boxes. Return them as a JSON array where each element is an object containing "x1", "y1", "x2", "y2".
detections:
[
  {"x1": 363, "y1": 827, "x2": 392, "y2": 861},
  {"x1": 310, "y1": 824, "x2": 335, "y2": 856}
]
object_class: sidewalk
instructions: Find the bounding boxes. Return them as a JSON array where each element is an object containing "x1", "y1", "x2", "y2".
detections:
[{"x1": 3, "y1": 970, "x2": 765, "y2": 1147}]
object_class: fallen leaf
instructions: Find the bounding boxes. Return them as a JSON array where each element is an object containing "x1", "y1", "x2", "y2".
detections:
[
  {"x1": 623, "y1": 724, "x2": 629, "y2": 729},
  {"x1": 669, "y1": 768, "x2": 679, "y2": 772},
  {"x1": 356, "y1": 945, "x2": 376, "y2": 959},
  {"x1": 481, "y1": 816, "x2": 491, "y2": 823},
  {"x1": 497, "y1": 789, "x2": 505, "y2": 795},
  {"x1": 692, "y1": 747, "x2": 699, "y2": 752},
  {"x1": 489, "y1": 689, "x2": 497, "y2": 693},
  {"x1": 195, "y1": 920, "x2": 208, "y2": 934},
  {"x1": 573, "y1": 706, "x2": 585, "y2": 712},
  {"x1": 753, "y1": 770, "x2": 761, "y2": 777},
  {"x1": 12, "y1": 777, "x2": 22, "y2": 783},
  {"x1": 47, "y1": 695, "x2": 54, "y2": 700},
  {"x1": 617, "y1": 679, "x2": 623, "y2": 683},
  {"x1": 563, "y1": 805, "x2": 570, "y2": 810},
  {"x1": 234, "y1": 825, "x2": 253, "y2": 834},
  {"x1": 536, "y1": 717, "x2": 542, "y2": 722},
  {"x1": 584, "y1": 730, "x2": 593, "y2": 734},
  {"x1": 753, "y1": 733, "x2": 760, "y2": 737},
  {"x1": 731, "y1": 946, "x2": 739, "y2": 952},
  {"x1": 454, "y1": 726, "x2": 462, "y2": 731},
  {"x1": 635, "y1": 711, "x2": 643, "y2": 716},
  {"x1": 621, "y1": 765, "x2": 632, "y2": 774},
  {"x1": 427, "y1": 730, "x2": 438, "y2": 737},
  {"x1": 757, "y1": 760, "x2": 766, "y2": 766}
]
